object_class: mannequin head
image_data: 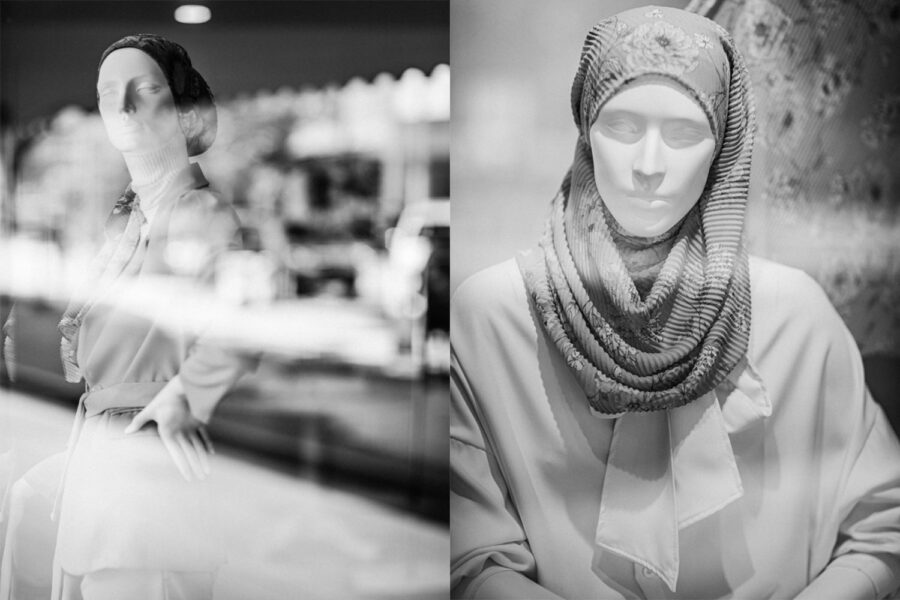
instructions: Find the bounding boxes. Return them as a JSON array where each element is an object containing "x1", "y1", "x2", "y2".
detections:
[
  {"x1": 589, "y1": 76, "x2": 715, "y2": 237},
  {"x1": 98, "y1": 34, "x2": 217, "y2": 157},
  {"x1": 97, "y1": 48, "x2": 185, "y2": 155}
]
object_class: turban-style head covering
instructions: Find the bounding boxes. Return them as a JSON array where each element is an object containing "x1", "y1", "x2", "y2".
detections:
[
  {"x1": 99, "y1": 34, "x2": 217, "y2": 156},
  {"x1": 519, "y1": 5, "x2": 756, "y2": 414}
]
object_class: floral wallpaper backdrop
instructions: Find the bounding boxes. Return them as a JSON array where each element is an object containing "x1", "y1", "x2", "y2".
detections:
[{"x1": 707, "y1": 0, "x2": 900, "y2": 357}]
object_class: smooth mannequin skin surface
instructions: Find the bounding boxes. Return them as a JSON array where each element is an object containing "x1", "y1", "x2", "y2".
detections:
[
  {"x1": 590, "y1": 78, "x2": 716, "y2": 238},
  {"x1": 97, "y1": 48, "x2": 186, "y2": 155}
]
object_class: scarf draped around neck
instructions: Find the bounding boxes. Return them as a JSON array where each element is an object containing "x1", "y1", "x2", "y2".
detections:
[
  {"x1": 519, "y1": 5, "x2": 756, "y2": 416},
  {"x1": 517, "y1": 7, "x2": 758, "y2": 591}
]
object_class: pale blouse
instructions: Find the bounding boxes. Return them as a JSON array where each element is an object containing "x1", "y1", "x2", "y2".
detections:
[
  {"x1": 451, "y1": 255, "x2": 900, "y2": 599},
  {"x1": 74, "y1": 164, "x2": 247, "y2": 422}
]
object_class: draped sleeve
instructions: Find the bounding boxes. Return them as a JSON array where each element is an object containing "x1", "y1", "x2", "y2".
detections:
[
  {"x1": 166, "y1": 188, "x2": 258, "y2": 422},
  {"x1": 800, "y1": 269, "x2": 900, "y2": 597},
  {"x1": 450, "y1": 270, "x2": 563, "y2": 600}
]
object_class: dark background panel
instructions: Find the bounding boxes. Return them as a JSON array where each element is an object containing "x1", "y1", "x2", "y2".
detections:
[{"x1": 1, "y1": 0, "x2": 449, "y2": 125}]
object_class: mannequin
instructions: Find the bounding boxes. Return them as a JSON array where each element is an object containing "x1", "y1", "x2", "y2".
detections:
[
  {"x1": 95, "y1": 46, "x2": 211, "y2": 482},
  {"x1": 1, "y1": 35, "x2": 249, "y2": 600},
  {"x1": 450, "y1": 6, "x2": 900, "y2": 600}
]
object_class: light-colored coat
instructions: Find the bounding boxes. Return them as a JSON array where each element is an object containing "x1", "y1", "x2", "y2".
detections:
[
  {"x1": 53, "y1": 163, "x2": 251, "y2": 578},
  {"x1": 451, "y1": 256, "x2": 900, "y2": 599}
]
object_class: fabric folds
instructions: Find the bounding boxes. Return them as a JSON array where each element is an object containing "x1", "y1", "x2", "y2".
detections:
[
  {"x1": 520, "y1": 5, "x2": 757, "y2": 416},
  {"x1": 515, "y1": 5, "x2": 760, "y2": 592},
  {"x1": 58, "y1": 189, "x2": 147, "y2": 383}
]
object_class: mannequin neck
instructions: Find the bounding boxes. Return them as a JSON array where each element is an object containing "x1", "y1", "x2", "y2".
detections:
[
  {"x1": 602, "y1": 200, "x2": 684, "y2": 299},
  {"x1": 122, "y1": 135, "x2": 190, "y2": 225}
]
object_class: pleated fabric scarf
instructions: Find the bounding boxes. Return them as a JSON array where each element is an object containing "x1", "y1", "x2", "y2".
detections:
[{"x1": 520, "y1": 6, "x2": 756, "y2": 416}]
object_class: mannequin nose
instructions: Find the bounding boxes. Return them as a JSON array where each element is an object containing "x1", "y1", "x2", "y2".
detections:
[
  {"x1": 117, "y1": 90, "x2": 136, "y2": 115},
  {"x1": 633, "y1": 132, "x2": 665, "y2": 192},
  {"x1": 633, "y1": 171, "x2": 664, "y2": 193}
]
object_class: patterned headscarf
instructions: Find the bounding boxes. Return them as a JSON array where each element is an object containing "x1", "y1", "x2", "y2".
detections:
[
  {"x1": 519, "y1": 6, "x2": 756, "y2": 415},
  {"x1": 99, "y1": 34, "x2": 217, "y2": 156}
]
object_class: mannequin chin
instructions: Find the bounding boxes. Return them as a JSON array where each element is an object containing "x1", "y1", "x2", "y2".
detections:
[{"x1": 589, "y1": 77, "x2": 716, "y2": 238}]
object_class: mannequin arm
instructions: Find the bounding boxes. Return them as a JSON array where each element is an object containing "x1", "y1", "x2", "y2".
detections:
[
  {"x1": 796, "y1": 567, "x2": 879, "y2": 600},
  {"x1": 169, "y1": 189, "x2": 258, "y2": 422},
  {"x1": 796, "y1": 553, "x2": 900, "y2": 600}
]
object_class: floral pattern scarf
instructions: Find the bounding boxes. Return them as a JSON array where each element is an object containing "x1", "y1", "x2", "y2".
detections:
[
  {"x1": 519, "y1": 5, "x2": 756, "y2": 416},
  {"x1": 516, "y1": 6, "x2": 759, "y2": 591}
]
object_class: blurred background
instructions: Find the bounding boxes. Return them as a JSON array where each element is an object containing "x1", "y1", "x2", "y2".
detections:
[
  {"x1": 451, "y1": 0, "x2": 900, "y2": 431},
  {"x1": 0, "y1": 1, "x2": 448, "y2": 598}
]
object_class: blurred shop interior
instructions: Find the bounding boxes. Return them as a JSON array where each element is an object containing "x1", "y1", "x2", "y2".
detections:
[{"x1": 0, "y1": 1, "x2": 448, "y2": 597}]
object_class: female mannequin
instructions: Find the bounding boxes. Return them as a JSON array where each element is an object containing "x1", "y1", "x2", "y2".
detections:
[
  {"x1": 450, "y1": 6, "x2": 900, "y2": 600},
  {"x1": 2, "y1": 34, "x2": 251, "y2": 600}
]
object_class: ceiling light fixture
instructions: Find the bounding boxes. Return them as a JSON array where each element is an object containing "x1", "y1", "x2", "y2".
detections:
[{"x1": 175, "y1": 5, "x2": 211, "y2": 24}]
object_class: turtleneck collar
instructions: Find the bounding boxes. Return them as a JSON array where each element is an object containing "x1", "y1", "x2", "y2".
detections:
[{"x1": 122, "y1": 135, "x2": 190, "y2": 227}]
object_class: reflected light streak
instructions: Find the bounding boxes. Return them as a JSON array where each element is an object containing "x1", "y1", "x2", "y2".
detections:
[{"x1": 0, "y1": 239, "x2": 398, "y2": 367}]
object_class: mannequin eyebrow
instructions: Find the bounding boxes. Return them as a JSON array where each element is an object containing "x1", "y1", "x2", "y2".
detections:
[
  {"x1": 599, "y1": 109, "x2": 708, "y2": 128},
  {"x1": 97, "y1": 74, "x2": 163, "y2": 91}
]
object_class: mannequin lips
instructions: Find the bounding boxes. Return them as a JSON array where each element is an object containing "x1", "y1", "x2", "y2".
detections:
[
  {"x1": 627, "y1": 192, "x2": 669, "y2": 207},
  {"x1": 114, "y1": 119, "x2": 143, "y2": 135}
]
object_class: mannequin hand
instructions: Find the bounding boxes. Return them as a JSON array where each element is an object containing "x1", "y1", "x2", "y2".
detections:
[{"x1": 125, "y1": 377, "x2": 214, "y2": 481}]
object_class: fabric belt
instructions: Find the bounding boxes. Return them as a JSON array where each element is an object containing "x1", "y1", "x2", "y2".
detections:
[{"x1": 82, "y1": 381, "x2": 168, "y2": 417}]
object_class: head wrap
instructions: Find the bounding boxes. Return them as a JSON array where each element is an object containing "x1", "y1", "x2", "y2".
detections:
[
  {"x1": 572, "y1": 7, "x2": 732, "y2": 152},
  {"x1": 99, "y1": 34, "x2": 217, "y2": 156},
  {"x1": 517, "y1": 7, "x2": 758, "y2": 591},
  {"x1": 519, "y1": 5, "x2": 755, "y2": 415}
]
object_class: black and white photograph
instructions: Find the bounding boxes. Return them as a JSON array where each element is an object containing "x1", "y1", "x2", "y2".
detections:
[
  {"x1": 0, "y1": 1, "x2": 448, "y2": 599},
  {"x1": 3, "y1": 0, "x2": 900, "y2": 598}
]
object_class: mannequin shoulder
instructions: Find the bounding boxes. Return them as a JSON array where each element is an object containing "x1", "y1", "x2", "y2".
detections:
[
  {"x1": 452, "y1": 258, "x2": 531, "y2": 329},
  {"x1": 173, "y1": 188, "x2": 240, "y2": 225},
  {"x1": 748, "y1": 255, "x2": 844, "y2": 336},
  {"x1": 168, "y1": 188, "x2": 240, "y2": 241}
]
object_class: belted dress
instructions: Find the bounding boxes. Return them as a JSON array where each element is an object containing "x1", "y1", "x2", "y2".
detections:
[{"x1": 49, "y1": 163, "x2": 252, "y2": 589}]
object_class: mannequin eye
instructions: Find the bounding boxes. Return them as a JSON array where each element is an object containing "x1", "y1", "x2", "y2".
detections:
[
  {"x1": 97, "y1": 90, "x2": 116, "y2": 105},
  {"x1": 137, "y1": 84, "x2": 161, "y2": 94},
  {"x1": 597, "y1": 115, "x2": 643, "y2": 142},
  {"x1": 662, "y1": 123, "x2": 710, "y2": 148}
]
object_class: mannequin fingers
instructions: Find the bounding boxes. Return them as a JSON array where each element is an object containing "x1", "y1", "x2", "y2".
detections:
[
  {"x1": 188, "y1": 432, "x2": 211, "y2": 477},
  {"x1": 124, "y1": 407, "x2": 151, "y2": 434},
  {"x1": 177, "y1": 434, "x2": 207, "y2": 481},
  {"x1": 198, "y1": 426, "x2": 215, "y2": 455},
  {"x1": 160, "y1": 433, "x2": 193, "y2": 482}
]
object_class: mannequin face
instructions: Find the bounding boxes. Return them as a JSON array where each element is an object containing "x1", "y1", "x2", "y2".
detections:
[
  {"x1": 589, "y1": 78, "x2": 715, "y2": 237},
  {"x1": 97, "y1": 48, "x2": 184, "y2": 153}
]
